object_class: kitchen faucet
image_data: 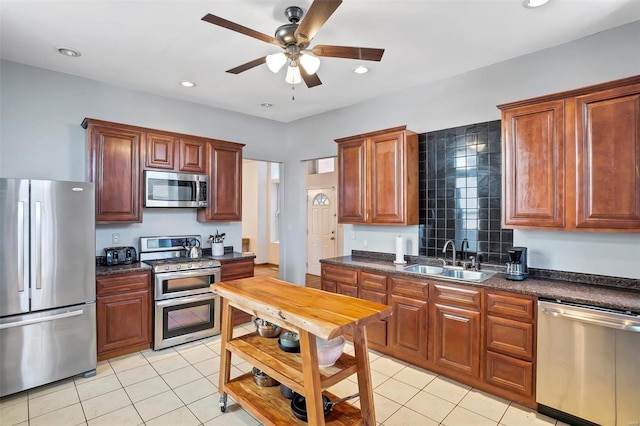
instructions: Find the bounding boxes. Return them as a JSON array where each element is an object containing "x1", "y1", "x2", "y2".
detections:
[
  {"x1": 460, "y1": 238, "x2": 470, "y2": 269},
  {"x1": 442, "y1": 240, "x2": 457, "y2": 267}
]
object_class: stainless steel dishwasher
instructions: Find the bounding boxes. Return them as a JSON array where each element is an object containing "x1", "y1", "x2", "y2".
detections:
[{"x1": 537, "y1": 300, "x2": 640, "y2": 426}]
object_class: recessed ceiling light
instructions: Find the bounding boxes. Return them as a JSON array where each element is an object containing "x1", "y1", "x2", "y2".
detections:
[
  {"x1": 261, "y1": 102, "x2": 273, "y2": 108},
  {"x1": 352, "y1": 65, "x2": 369, "y2": 75},
  {"x1": 179, "y1": 81, "x2": 196, "y2": 88},
  {"x1": 523, "y1": 0, "x2": 550, "y2": 8},
  {"x1": 55, "y1": 46, "x2": 81, "y2": 57}
]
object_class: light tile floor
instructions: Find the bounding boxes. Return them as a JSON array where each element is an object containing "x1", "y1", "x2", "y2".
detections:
[{"x1": 0, "y1": 324, "x2": 565, "y2": 426}]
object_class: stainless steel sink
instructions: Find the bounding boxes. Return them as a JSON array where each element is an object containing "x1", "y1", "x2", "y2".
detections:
[
  {"x1": 403, "y1": 264, "x2": 495, "y2": 282},
  {"x1": 439, "y1": 269, "x2": 493, "y2": 281},
  {"x1": 403, "y1": 265, "x2": 444, "y2": 274}
]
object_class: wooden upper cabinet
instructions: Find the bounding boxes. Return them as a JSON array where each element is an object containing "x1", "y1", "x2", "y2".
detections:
[
  {"x1": 146, "y1": 133, "x2": 176, "y2": 170},
  {"x1": 502, "y1": 101, "x2": 565, "y2": 228},
  {"x1": 83, "y1": 119, "x2": 143, "y2": 223},
  {"x1": 198, "y1": 142, "x2": 243, "y2": 222},
  {"x1": 336, "y1": 126, "x2": 418, "y2": 225},
  {"x1": 337, "y1": 138, "x2": 367, "y2": 223},
  {"x1": 177, "y1": 138, "x2": 206, "y2": 174},
  {"x1": 499, "y1": 75, "x2": 640, "y2": 232},
  {"x1": 574, "y1": 83, "x2": 640, "y2": 230}
]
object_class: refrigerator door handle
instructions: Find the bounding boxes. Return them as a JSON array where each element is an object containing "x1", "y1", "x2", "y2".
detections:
[
  {"x1": 18, "y1": 201, "x2": 25, "y2": 292},
  {"x1": 0, "y1": 308, "x2": 84, "y2": 330},
  {"x1": 35, "y1": 201, "x2": 42, "y2": 290}
]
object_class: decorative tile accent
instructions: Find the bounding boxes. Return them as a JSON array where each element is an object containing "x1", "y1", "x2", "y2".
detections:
[{"x1": 419, "y1": 120, "x2": 514, "y2": 264}]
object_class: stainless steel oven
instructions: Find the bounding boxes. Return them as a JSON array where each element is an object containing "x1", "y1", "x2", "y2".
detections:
[
  {"x1": 154, "y1": 293, "x2": 220, "y2": 350},
  {"x1": 140, "y1": 235, "x2": 222, "y2": 350}
]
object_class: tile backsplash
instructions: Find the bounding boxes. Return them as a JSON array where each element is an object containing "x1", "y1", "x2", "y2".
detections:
[{"x1": 418, "y1": 120, "x2": 513, "y2": 264}]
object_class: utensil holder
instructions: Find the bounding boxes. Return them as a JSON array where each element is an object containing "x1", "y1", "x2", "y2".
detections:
[{"x1": 212, "y1": 243, "x2": 224, "y2": 256}]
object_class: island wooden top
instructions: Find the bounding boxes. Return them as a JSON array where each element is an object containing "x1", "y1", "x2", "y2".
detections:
[{"x1": 211, "y1": 276, "x2": 393, "y2": 340}]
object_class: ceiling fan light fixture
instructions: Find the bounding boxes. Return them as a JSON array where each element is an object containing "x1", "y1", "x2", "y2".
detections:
[
  {"x1": 179, "y1": 80, "x2": 196, "y2": 87},
  {"x1": 300, "y1": 53, "x2": 320, "y2": 75},
  {"x1": 285, "y1": 64, "x2": 302, "y2": 85},
  {"x1": 266, "y1": 52, "x2": 287, "y2": 73}
]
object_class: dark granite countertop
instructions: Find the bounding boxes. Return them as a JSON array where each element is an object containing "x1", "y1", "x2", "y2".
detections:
[
  {"x1": 320, "y1": 254, "x2": 640, "y2": 314},
  {"x1": 95, "y1": 252, "x2": 255, "y2": 276},
  {"x1": 96, "y1": 262, "x2": 152, "y2": 276}
]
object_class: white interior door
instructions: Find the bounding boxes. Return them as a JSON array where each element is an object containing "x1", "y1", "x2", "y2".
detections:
[{"x1": 307, "y1": 188, "x2": 336, "y2": 276}]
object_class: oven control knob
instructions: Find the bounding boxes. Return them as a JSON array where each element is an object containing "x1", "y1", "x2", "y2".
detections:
[
  {"x1": 187, "y1": 263, "x2": 192, "y2": 268},
  {"x1": 198, "y1": 262, "x2": 203, "y2": 267},
  {"x1": 176, "y1": 264, "x2": 182, "y2": 270},
  {"x1": 208, "y1": 260, "x2": 213, "y2": 266},
  {"x1": 164, "y1": 265, "x2": 169, "y2": 271}
]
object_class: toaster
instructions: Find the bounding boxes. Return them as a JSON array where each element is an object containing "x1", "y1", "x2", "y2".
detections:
[{"x1": 103, "y1": 246, "x2": 137, "y2": 266}]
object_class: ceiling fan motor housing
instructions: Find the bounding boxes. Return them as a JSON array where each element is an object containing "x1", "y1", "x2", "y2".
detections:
[{"x1": 276, "y1": 6, "x2": 305, "y2": 46}]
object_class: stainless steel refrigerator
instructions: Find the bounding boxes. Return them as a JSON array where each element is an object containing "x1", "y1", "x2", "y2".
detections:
[{"x1": 0, "y1": 178, "x2": 97, "y2": 397}]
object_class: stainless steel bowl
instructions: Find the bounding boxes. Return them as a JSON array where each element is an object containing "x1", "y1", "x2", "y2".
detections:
[
  {"x1": 254, "y1": 318, "x2": 282, "y2": 338},
  {"x1": 252, "y1": 367, "x2": 279, "y2": 387}
]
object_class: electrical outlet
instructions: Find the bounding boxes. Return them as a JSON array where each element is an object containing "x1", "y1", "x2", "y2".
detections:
[
  {"x1": 363, "y1": 240, "x2": 368, "y2": 247},
  {"x1": 350, "y1": 231, "x2": 356, "y2": 240},
  {"x1": 112, "y1": 233, "x2": 120, "y2": 244}
]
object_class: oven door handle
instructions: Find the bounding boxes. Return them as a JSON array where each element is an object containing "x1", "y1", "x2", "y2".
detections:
[
  {"x1": 155, "y1": 292, "x2": 216, "y2": 307},
  {"x1": 155, "y1": 268, "x2": 220, "y2": 281}
]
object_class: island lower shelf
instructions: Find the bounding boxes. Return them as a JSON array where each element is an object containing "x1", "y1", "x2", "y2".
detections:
[
  {"x1": 224, "y1": 373, "x2": 363, "y2": 426},
  {"x1": 227, "y1": 332, "x2": 359, "y2": 394}
]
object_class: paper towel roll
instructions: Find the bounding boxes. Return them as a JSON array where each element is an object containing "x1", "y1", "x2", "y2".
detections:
[{"x1": 394, "y1": 235, "x2": 406, "y2": 264}]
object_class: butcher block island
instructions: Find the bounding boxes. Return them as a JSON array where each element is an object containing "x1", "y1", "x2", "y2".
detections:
[{"x1": 211, "y1": 277, "x2": 393, "y2": 426}]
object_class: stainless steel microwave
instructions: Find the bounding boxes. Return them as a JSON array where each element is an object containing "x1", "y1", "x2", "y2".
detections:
[{"x1": 144, "y1": 170, "x2": 208, "y2": 208}]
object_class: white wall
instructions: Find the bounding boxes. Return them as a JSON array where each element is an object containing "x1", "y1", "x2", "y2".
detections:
[
  {"x1": 0, "y1": 59, "x2": 287, "y2": 257},
  {"x1": 283, "y1": 21, "x2": 640, "y2": 281},
  {"x1": 2, "y1": 21, "x2": 639, "y2": 283},
  {"x1": 242, "y1": 160, "x2": 269, "y2": 263}
]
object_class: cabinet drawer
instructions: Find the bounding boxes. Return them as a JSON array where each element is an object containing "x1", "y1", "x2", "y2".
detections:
[
  {"x1": 486, "y1": 315, "x2": 534, "y2": 360},
  {"x1": 431, "y1": 282, "x2": 481, "y2": 309},
  {"x1": 485, "y1": 350, "x2": 533, "y2": 397},
  {"x1": 96, "y1": 272, "x2": 150, "y2": 296},
  {"x1": 322, "y1": 265, "x2": 358, "y2": 285},
  {"x1": 486, "y1": 291, "x2": 535, "y2": 320},
  {"x1": 221, "y1": 260, "x2": 254, "y2": 281},
  {"x1": 390, "y1": 276, "x2": 429, "y2": 300},
  {"x1": 360, "y1": 271, "x2": 388, "y2": 291}
]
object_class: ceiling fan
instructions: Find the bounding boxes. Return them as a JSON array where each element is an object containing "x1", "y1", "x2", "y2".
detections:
[{"x1": 201, "y1": 0, "x2": 385, "y2": 88}]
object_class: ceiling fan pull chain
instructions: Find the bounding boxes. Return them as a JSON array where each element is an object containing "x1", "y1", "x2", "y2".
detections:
[{"x1": 292, "y1": 85, "x2": 295, "y2": 101}]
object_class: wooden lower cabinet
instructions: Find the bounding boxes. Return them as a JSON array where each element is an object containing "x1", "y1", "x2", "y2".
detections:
[
  {"x1": 220, "y1": 259, "x2": 255, "y2": 326},
  {"x1": 432, "y1": 303, "x2": 481, "y2": 377},
  {"x1": 485, "y1": 350, "x2": 534, "y2": 397},
  {"x1": 96, "y1": 271, "x2": 152, "y2": 361},
  {"x1": 319, "y1": 263, "x2": 538, "y2": 408}
]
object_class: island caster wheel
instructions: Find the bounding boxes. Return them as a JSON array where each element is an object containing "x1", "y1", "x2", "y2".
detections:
[{"x1": 219, "y1": 394, "x2": 228, "y2": 413}]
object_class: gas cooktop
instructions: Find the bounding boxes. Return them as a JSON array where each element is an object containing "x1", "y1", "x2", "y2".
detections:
[{"x1": 143, "y1": 256, "x2": 221, "y2": 273}]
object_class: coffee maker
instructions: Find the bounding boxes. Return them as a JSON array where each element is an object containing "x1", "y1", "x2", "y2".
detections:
[{"x1": 506, "y1": 247, "x2": 528, "y2": 281}]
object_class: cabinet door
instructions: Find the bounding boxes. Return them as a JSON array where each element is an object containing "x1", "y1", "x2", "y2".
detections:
[
  {"x1": 485, "y1": 350, "x2": 533, "y2": 397},
  {"x1": 198, "y1": 143, "x2": 242, "y2": 221},
  {"x1": 337, "y1": 138, "x2": 367, "y2": 223},
  {"x1": 369, "y1": 131, "x2": 406, "y2": 224},
  {"x1": 502, "y1": 100, "x2": 565, "y2": 228},
  {"x1": 220, "y1": 260, "x2": 254, "y2": 325},
  {"x1": 97, "y1": 289, "x2": 151, "y2": 359},
  {"x1": 389, "y1": 294, "x2": 428, "y2": 360},
  {"x1": 146, "y1": 133, "x2": 176, "y2": 170},
  {"x1": 359, "y1": 272, "x2": 388, "y2": 347},
  {"x1": 337, "y1": 283, "x2": 358, "y2": 298},
  {"x1": 178, "y1": 138, "x2": 206, "y2": 174},
  {"x1": 87, "y1": 123, "x2": 143, "y2": 223},
  {"x1": 574, "y1": 84, "x2": 640, "y2": 230},
  {"x1": 432, "y1": 303, "x2": 481, "y2": 377},
  {"x1": 486, "y1": 315, "x2": 534, "y2": 360}
]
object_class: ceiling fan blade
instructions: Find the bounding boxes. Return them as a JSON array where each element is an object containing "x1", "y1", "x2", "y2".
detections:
[
  {"x1": 226, "y1": 57, "x2": 267, "y2": 74},
  {"x1": 202, "y1": 14, "x2": 284, "y2": 48},
  {"x1": 300, "y1": 67, "x2": 322, "y2": 88},
  {"x1": 312, "y1": 45, "x2": 385, "y2": 61},
  {"x1": 294, "y1": 0, "x2": 342, "y2": 43}
]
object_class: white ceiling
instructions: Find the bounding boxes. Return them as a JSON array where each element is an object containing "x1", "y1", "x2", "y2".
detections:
[{"x1": 1, "y1": 0, "x2": 639, "y2": 123}]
